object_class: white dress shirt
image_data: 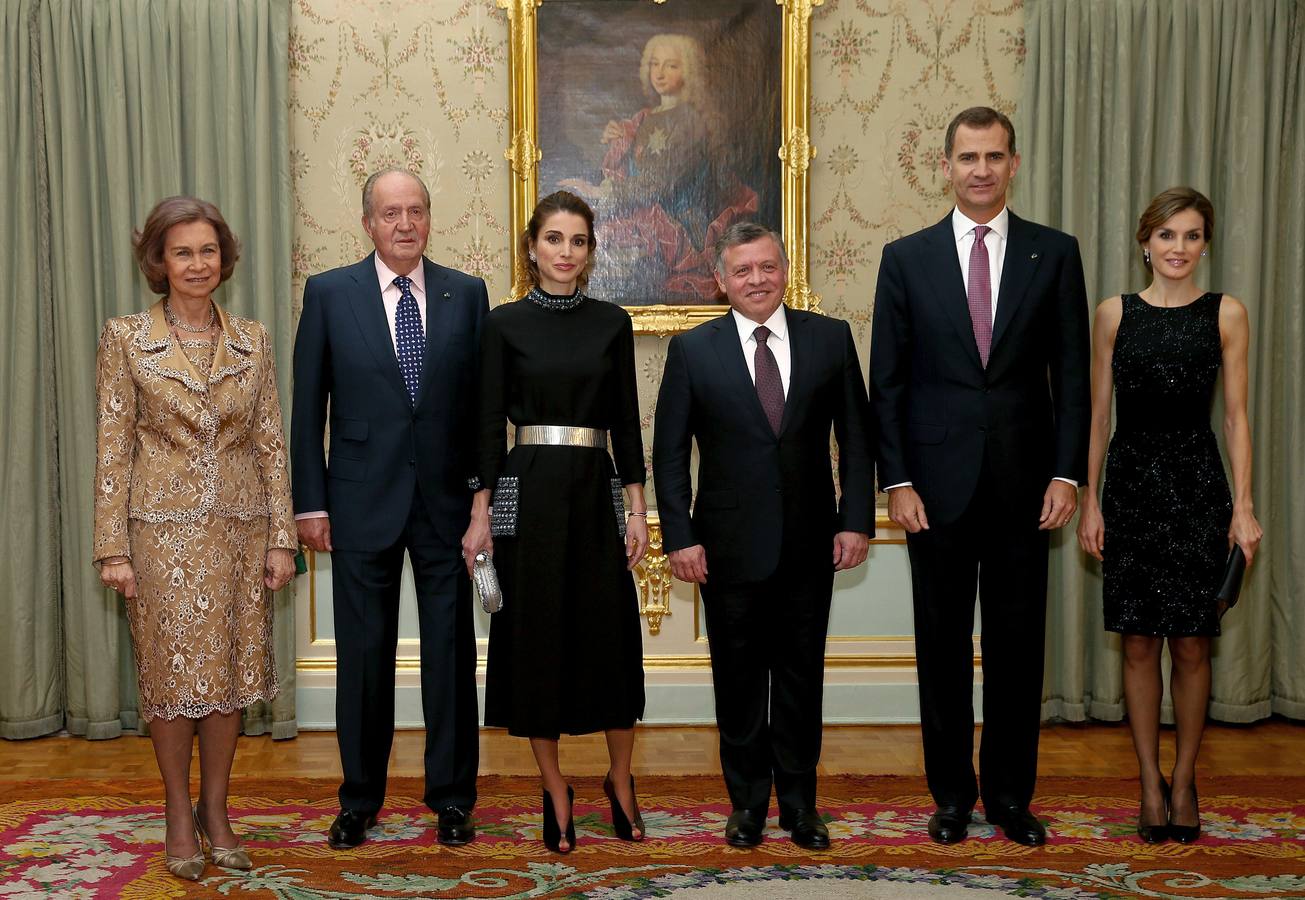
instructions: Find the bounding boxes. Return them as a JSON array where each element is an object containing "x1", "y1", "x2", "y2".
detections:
[
  {"x1": 374, "y1": 255, "x2": 428, "y2": 353},
  {"x1": 732, "y1": 305, "x2": 790, "y2": 398},
  {"x1": 886, "y1": 206, "x2": 1075, "y2": 493},
  {"x1": 295, "y1": 256, "x2": 429, "y2": 522}
]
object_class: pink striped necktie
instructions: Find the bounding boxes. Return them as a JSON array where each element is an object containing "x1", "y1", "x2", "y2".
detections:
[{"x1": 967, "y1": 224, "x2": 993, "y2": 367}]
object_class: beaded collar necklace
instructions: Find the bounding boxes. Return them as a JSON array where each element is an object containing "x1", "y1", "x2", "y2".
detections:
[{"x1": 527, "y1": 285, "x2": 585, "y2": 311}]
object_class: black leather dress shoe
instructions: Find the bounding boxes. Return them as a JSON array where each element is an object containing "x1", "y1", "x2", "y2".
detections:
[
  {"x1": 987, "y1": 805, "x2": 1047, "y2": 846},
  {"x1": 436, "y1": 806, "x2": 475, "y2": 846},
  {"x1": 328, "y1": 809, "x2": 378, "y2": 849},
  {"x1": 724, "y1": 809, "x2": 765, "y2": 847},
  {"x1": 927, "y1": 806, "x2": 971, "y2": 844},
  {"x1": 780, "y1": 808, "x2": 830, "y2": 849}
]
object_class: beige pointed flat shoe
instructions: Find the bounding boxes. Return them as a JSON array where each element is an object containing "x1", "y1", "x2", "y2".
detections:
[{"x1": 194, "y1": 806, "x2": 253, "y2": 870}]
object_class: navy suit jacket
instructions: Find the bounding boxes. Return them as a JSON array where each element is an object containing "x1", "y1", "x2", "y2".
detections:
[
  {"x1": 869, "y1": 211, "x2": 1090, "y2": 525},
  {"x1": 291, "y1": 254, "x2": 490, "y2": 551},
  {"x1": 653, "y1": 307, "x2": 875, "y2": 585}
]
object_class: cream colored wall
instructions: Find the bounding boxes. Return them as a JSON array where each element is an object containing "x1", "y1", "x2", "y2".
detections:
[{"x1": 289, "y1": 0, "x2": 1024, "y2": 727}]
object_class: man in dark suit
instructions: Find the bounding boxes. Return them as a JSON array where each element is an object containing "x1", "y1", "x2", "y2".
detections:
[
  {"x1": 870, "y1": 107, "x2": 1090, "y2": 846},
  {"x1": 292, "y1": 169, "x2": 489, "y2": 848},
  {"x1": 653, "y1": 223, "x2": 874, "y2": 849}
]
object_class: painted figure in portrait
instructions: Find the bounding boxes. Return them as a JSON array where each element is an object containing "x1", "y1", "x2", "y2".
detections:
[
  {"x1": 539, "y1": 3, "x2": 781, "y2": 306},
  {"x1": 559, "y1": 33, "x2": 756, "y2": 301}
]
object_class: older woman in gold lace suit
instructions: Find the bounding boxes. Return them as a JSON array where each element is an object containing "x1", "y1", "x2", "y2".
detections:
[{"x1": 93, "y1": 196, "x2": 296, "y2": 881}]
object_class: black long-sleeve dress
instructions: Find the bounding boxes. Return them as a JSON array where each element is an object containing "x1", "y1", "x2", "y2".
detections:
[{"x1": 478, "y1": 289, "x2": 646, "y2": 737}]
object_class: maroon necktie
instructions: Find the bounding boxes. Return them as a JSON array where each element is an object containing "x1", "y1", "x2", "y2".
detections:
[
  {"x1": 968, "y1": 224, "x2": 993, "y2": 367},
  {"x1": 753, "y1": 325, "x2": 784, "y2": 435}
]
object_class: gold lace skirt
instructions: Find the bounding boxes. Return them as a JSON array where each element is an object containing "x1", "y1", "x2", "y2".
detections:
[{"x1": 126, "y1": 512, "x2": 278, "y2": 721}]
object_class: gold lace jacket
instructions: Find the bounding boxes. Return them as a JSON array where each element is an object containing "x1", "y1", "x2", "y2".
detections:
[{"x1": 92, "y1": 300, "x2": 297, "y2": 562}]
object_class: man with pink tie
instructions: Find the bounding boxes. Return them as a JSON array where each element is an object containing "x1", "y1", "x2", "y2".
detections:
[{"x1": 869, "y1": 107, "x2": 1090, "y2": 846}]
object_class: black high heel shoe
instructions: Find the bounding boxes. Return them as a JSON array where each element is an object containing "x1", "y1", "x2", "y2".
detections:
[
  {"x1": 1169, "y1": 782, "x2": 1201, "y2": 844},
  {"x1": 542, "y1": 786, "x2": 576, "y2": 853},
  {"x1": 1137, "y1": 778, "x2": 1170, "y2": 844},
  {"x1": 603, "y1": 772, "x2": 645, "y2": 842}
]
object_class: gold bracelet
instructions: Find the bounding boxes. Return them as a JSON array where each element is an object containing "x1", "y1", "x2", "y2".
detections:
[{"x1": 627, "y1": 511, "x2": 648, "y2": 518}]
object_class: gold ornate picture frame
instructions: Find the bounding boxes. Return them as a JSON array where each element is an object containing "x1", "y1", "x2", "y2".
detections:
[{"x1": 498, "y1": 0, "x2": 823, "y2": 335}]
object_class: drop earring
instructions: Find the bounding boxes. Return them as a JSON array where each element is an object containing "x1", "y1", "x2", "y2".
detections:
[
  {"x1": 1143, "y1": 249, "x2": 1151, "y2": 264},
  {"x1": 528, "y1": 250, "x2": 537, "y2": 262},
  {"x1": 1200, "y1": 249, "x2": 1208, "y2": 257}
]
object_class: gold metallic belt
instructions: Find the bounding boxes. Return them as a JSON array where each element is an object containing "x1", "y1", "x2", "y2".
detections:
[{"x1": 515, "y1": 424, "x2": 607, "y2": 449}]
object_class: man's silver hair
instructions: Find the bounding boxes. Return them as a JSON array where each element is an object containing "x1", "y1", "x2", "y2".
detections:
[
  {"x1": 713, "y1": 222, "x2": 788, "y2": 277},
  {"x1": 362, "y1": 168, "x2": 431, "y2": 218}
]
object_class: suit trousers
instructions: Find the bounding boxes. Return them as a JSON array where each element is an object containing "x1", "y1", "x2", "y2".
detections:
[
  {"x1": 905, "y1": 452, "x2": 1049, "y2": 814},
  {"x1": 700, "y1": 552, "x2": 834, "y2": 815},
  {"x1": 330, "y1": 490, "x2": 479, "y2": 815}
]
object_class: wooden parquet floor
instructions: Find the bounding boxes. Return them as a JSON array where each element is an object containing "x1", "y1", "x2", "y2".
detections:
[{"x1": 12, "y1": 720, "x2": 1303, "y2": 782}]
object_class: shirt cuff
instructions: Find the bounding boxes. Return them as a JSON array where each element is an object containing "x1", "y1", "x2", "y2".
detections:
[
  {"x1": 294, "y1": 511, "x2": 328, "y2": 520},
  {"x1": 883, "y1": 481, "x2": 913, "y2": 491},
  {"x1": 1052, "y1": 477, "x2": 1079, "y2": 488}
]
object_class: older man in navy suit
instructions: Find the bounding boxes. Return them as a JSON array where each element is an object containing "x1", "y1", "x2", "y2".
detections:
[{"x1": 292, "y1": 169, "x2": 489, "y2": 849}]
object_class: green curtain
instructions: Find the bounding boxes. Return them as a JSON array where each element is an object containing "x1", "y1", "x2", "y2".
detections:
[
  {"x1": 1019, "y1": 0, "x2": 1305, "y2": 722},
  {"x1": 0, "y1": 0, "x2": 63, "y2": 739},
  {"x1": 0, "y1": 0, "x2": 295, "y2": 739}
]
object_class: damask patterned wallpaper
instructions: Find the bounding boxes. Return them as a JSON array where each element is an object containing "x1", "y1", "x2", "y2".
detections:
[{"x1": 287, "y1": 0, "x2": 1025, "y2": 500}]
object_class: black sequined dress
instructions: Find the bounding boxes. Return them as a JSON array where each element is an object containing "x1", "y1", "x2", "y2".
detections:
[{"x1": 1102, "y1": 292, "x2": 1232, "y2": 636}]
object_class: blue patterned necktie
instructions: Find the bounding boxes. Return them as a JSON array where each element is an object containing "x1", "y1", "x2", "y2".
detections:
[{"x1": 393, "y1": 275, "x2": 424, "y2": 403}]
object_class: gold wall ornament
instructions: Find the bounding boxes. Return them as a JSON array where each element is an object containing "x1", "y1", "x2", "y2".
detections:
[
  {"x1": 783, "y1": 277, "x2": 822, "y2": 315},
  {"x1": 778, "y1": 126, "x2": 815, "y2": 175},
  {"x1": 504, "y1": 130, "x2": 541, "y2": 182},
  {"x1": 634, "y1": 516, "x2": 672, "y2": 635},
  {"x1": 628, "y1": 308, "x2": 691, "y2": 338},
  {"x1": 502, "y1": 0, "x2": 822, "y2": 332}
]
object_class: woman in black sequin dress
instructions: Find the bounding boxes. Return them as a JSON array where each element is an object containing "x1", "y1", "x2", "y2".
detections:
[
  {"x1": 1078, "y1": 188, "x2": 1262, "y2": 844},
  {"x1": 468, "y1": 192, "x2": 649, "y2": 853}
]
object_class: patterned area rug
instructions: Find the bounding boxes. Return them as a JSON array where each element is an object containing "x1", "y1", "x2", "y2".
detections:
[{"x1": 2, "y1": 775, "x2": 1303, "y2": 899}]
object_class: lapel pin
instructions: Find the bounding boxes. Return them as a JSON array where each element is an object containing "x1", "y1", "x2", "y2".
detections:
[
  {"x1": 442, "y1": 291, "x2": 452, "y2": 300},
  {"x1": 1030, "y1": 253, "x2": 1039, "y2": 259}
]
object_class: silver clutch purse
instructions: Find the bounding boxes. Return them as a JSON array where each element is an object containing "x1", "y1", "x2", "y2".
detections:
[{"x1": 472, "y1": 551, "x2": 503, "y2": 614}]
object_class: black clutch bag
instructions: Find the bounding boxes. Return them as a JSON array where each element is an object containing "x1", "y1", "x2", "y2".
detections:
[{"x1": 1216, "y1": 545, "x2": 1247, "y2": 618}]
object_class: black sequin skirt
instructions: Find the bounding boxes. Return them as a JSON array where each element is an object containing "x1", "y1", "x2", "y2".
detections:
[{"x1": 1101, "y1": 427, "x2": 1232, "y2": 637}]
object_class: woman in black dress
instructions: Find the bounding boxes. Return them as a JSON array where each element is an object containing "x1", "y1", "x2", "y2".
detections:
[
  {"x1": 1078, "y1": 187, "x2": 1262, "y2": 843},
  {"x1": 470, "y1": 191, "x2": 649, "y2": 853}
]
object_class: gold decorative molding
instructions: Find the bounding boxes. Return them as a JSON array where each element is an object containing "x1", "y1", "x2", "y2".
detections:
[
  {"x1": 502, "y1": 0, "x2": 822, "y2": 332},
  {"x1": 778, "y1": 0, "x2": 822, "y2": 315},
  {"x1": 499, "y1": 0, "x2": 541, "y2": 301},
  {"x1": 642, "y1": 653, "x2": 976, "y2": 670},
  {"x1": 634, "y1": 515, "x2": 672, "y2": 635},
  {"x1": 296, "y1": 652, "x2": 977, "y2": 673}
]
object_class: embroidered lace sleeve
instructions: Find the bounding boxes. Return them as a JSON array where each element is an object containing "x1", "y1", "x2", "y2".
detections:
[
  {"x1": 92, "y1": 319, "x2": 137, "y2": 563},
  {"x1": 251, "y1": 324, "x2": 298, "y2": 551}
]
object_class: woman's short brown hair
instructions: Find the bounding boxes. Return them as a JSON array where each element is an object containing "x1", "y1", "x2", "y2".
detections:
[
  {"x1": 132, "y1": 196, "x2": 241, "y2": 295},
  {"x1": 519, "y1": 191, "x2": 597, "y2": 292},
  {"x1": 1135, "y1": 187, "x2": 1215, "y2": 271}
]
